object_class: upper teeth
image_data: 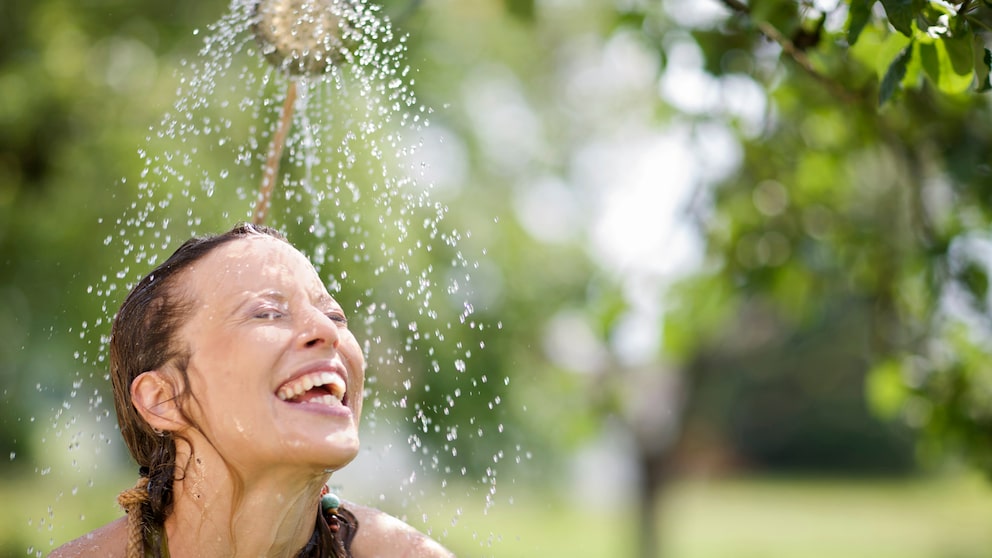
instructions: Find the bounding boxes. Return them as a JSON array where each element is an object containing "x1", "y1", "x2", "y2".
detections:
[{"x1": 277, "y1": 372, "x2": 346, "y2": 401}]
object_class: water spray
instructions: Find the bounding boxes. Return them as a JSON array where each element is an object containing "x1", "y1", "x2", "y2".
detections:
[{"x1": 250, "y1": 0, "x2": 354, "y2": 224}]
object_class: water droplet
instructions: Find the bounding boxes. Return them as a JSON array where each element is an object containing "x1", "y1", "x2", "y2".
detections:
[{"x1": 52, "y1": 2, "x2": 520, "y2": 549}]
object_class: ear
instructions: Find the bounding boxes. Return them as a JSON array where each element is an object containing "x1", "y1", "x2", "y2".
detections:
[{"x1": 131, "y1": 370, "x2": 188, "y2": 432}]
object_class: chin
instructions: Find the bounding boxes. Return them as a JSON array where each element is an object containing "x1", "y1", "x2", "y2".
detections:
[
  {"x1": 271, "y1": 426, "x2": 359, "y2": 469},
  {"x1": 316, "y1": 431, "x2": 361, "y2": 470}
]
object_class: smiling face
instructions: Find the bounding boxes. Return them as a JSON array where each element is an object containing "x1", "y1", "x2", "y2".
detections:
[{"x1": 171, "y1": 235, "x2": 365, "y2": 475}]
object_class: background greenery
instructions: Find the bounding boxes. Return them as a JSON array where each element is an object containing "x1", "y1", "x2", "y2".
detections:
[{"x1": 3, "y1": 0, "x2": 992, "y2": 556}]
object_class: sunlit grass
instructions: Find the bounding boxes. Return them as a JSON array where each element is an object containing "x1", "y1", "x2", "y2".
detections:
[
  {"x1": 429, "y1": 475, "x2": 992, "y2": 558},
  {"x1": 4, "y1": 471, "x2": 992, "y2": 557},
  {"x1": 658, "y1": 476, "x2": 992, "y2": 558}
]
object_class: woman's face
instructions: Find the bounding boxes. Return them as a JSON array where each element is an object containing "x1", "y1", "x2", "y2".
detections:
[{"x1": 172, "y1": 235, "x2": 365, "y2": 474}]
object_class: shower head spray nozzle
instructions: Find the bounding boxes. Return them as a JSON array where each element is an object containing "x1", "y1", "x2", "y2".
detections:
[{"x1": 252, "y1": 0, "x2": 354, "y2": 76}]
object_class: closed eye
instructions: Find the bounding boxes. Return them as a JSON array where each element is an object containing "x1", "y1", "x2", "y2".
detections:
[
  {"x1": 326, "y1": 311, "x2": 348, "y2": 325},
  {"x1": 254, "y1": 308, "x2": 286, "y2": 320}
]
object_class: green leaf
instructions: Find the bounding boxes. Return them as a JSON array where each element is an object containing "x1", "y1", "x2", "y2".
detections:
[
  {"x1": 847, "y1": 0, "x2": 875, "y2": 45},
  {"x1": 503, "y1": 0, "x2": 534, "y2": 21},
  {"x1": 880, "y1": 44, "x2": 913, "y2": 105},
  {"x1": 870, "y1": 27, "x2": 912, "y2": 76},
  {"x1": 879, "y1": 0, "x2": 915, "y2": 36},
  {"x1": 958, "y1": 262, "x2": 989, "y2": 309},
  {"x1": 919, "y1": 34, "x2": 975, "y2": 94},
  {"x1": 978, "y1": 48, "x2": 992, "y2": 93},
  {"x1": 866, "y1": 360, "x2": 908, "y2": 419}
]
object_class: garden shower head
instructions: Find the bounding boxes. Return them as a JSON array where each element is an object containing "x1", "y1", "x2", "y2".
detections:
[
  {"x1": 252, "y1": 0, "x2": 353, "y2": 75},
  {"x1": 249, "y1": 0, "x2": 359, "y2": 224}
]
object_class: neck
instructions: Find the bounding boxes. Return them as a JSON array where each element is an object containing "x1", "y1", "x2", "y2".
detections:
[{"x1": 163, "y1": 440, "x2": 328, "y2": 558}]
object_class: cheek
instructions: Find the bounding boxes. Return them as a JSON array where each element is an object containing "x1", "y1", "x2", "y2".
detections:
[
  {"x1": 198, "y1": 327, "x2": 284, "y2": 372},
  {"x1": 183, "y1": 335, "x2": 270, "y2": 409},
  {"x1": 342, "y1": 338, "x2": 366, "y2": 408},
  {"x1": 345, "y1": 340, "x2": 365, "y2": 380}
]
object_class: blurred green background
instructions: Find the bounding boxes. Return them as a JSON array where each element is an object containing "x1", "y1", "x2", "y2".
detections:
[{"x1": 4, "y1": 0, "x2": 992, "y2": 556}]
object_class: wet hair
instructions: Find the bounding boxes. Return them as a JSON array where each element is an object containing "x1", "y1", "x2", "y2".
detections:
[{"x1": 109, "y1": 223, "x2": 355, "y2": 558}]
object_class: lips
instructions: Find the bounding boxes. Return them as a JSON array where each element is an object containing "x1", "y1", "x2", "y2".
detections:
[{"x1": 276, "y1": 365, "x2": 348, "y2": 408}]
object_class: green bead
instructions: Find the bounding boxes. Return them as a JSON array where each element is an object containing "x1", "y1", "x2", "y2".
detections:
[{"x1": 321, "y1": 492, "x2": 341, "y2": 512}]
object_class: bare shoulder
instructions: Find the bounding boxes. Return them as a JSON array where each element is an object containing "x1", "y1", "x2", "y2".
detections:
[
  {"x1": 347, "y1": 503, "x2": 455, "y2": 558},
  {"x1": 48, "y1": 517, "x2": 127, "y2": 558}
]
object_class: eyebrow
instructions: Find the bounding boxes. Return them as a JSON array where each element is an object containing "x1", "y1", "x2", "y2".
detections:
[{"x1": 228, "y1": 290, "x2": 287, "y2": 316}]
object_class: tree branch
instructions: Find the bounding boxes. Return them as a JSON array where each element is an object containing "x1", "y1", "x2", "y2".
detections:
[
  {"x1": 758, "y1": 21, "x2": 862, "y2": 104},
  {"x1": 718, "y1": 0, "x2": 862, "y2": 104},
  {"x1": 718, "y1": 0, "x2": 750, "y2": 14}
]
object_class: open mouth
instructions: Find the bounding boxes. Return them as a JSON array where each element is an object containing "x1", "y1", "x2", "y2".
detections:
[{"x1": 277, "y1": 371, "x2": 347, "y2": 407}]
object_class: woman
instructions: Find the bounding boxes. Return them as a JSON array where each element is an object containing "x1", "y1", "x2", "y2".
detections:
[{"x1": 52, "y1": 223, "x2": 453, "y2": 558}]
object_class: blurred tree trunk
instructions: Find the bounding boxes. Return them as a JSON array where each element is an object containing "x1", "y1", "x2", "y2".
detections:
[
  {"x1": 636, "y1": 447, "x2": 670, "y2": 558},
  {"x1": 618, "y1": 364, "x2": 686, "y2": 558}
]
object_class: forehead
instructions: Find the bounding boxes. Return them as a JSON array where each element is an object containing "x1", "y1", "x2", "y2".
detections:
[{"x1": 183, "y1": 236, "x2": 327, "y2": 302}]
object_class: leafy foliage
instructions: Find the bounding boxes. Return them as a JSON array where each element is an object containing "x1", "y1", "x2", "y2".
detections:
[
  {"x1": 4, "y1": 0, "x2": 992, "y2": 521},
  {"x1": 670, "y1": 0, "x2": 992, "y2": 474}
]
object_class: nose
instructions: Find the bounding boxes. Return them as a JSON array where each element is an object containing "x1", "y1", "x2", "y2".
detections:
[{"x1": 301, "y1": 307, "x2": 340, "y2": 349}]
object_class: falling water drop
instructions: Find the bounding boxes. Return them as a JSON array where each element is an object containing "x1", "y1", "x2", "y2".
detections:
[{"x1": 42, "y1": 0, "x2": 518, "y2": 554}]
